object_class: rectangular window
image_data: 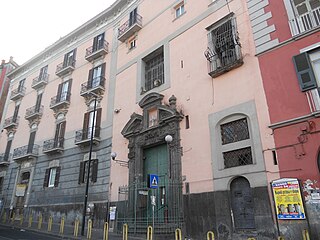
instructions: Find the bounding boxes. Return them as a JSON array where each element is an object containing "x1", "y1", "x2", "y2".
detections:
[
  {"x1": 143, "y1": 47, "x2": 164, "y2": 92},
  {"x1": 129, "y1": 8, "x2": 138, "y2": 26},
  {"x1": 43, "y1": 167, "x2": 61, "y2": 188},
  {"x1": 4, "y1": 139, "x2": 12, "y2": 161},
  {"x1": 129, "y1": 37, "x2": 137, "y2": 50},
  {"x1": 13, "y1": 104, "x2": 20, "y2": 122},
  {"x1": 82, "y1": 108, "x2": 102, "y2": 140},
  {"x1": 205, "y1": 15, "x2": 243, "y2": 77},
  {"x1": 78, "y1": 159, "x2": 98, "y2": 184},
  {"x1": 87, "y1": 63, "x2": 106, "y2": 89},
  {"x1": 54, "y1": 121, "x2": 66, "y2": 148},
  {"x1": 18, "y1": 79, "x2": 25, "y2": 92},
  {"x1": 93, "y1": 33, "x2": 105, "y2": 52},
  {"x1": 63, "y1": 49, "x2": 76, "y2": 68},
  {"x1": 39, "y1": 65, "x2": 48, "y2": 80},
  {"x1": 175, "y1": 3, "x2": 185, "y2": 18},
  {"x1": 220, "y1": 117, "x2": 253, "y2": 169},
  {"x1": 57, "y1": 79, "x2": 72, "y2": 102}
]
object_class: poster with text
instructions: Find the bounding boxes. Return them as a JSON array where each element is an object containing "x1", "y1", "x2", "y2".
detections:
[{"x1": 272, "y1": 178, "x2": 305, "y2": 220}]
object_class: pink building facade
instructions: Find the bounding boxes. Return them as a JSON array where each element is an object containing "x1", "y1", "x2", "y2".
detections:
[
  {"x1": 248, "y1": 0, "x2": 320, "y2": 238},
  {"x1": 0, "y1": 0, "x2": 293, "y2": 239}
]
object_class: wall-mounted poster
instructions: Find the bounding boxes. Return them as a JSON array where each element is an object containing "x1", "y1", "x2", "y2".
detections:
[{"x1": 272, "y1": 178, "x2": 305, "y2": 220}]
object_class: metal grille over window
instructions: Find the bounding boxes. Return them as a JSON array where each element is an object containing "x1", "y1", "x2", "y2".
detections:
[
  {"x1": 220, "y1": 118, "x2": 249, "y2": 145},
  {"x1": 204, "y1": 17, "x2": 243, "y2": 78},
  {"x1": 145, "y1": 53, "x2": 164, "y2": 91},
  {"x1": 223, "y1": 147, "x2": 253, "y2": 168}
]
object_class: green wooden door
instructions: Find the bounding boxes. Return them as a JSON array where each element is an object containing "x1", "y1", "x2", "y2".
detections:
[{"x1": 143, "y1": 144, "x2": 168, "y2": 222}]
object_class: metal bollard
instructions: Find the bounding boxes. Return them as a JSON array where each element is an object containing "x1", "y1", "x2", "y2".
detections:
[
  {"x1": 103, "y1": 222, "x2": 109, "y2": 240},
  {"x1": 87, "y1": 219, "x2": 93, "y2": 240},
  {"x1": 20, "y1": 215, "x2": 23, "y2": 226},
  {"x1": 28, "y1": 215, "x2": 33, "y2": 228},
  {"x1": 147, "y1": 226, "x2": 153, "y2": 240},
  {"x1": 2, "y1": 212, "x2": 7, "y2": 223},
  {"x1": 11, "y1": 212, "x2": 15, "y2": 224},
  {"x1": 302, "y1": 229, "x2": 310, "y2": 240},
  {"x1": 175, "y1": 228, "x2": 182, "y2": 240},
  {"x1": 59, "y1": 217, "x2": 65, "y2": 234},
  {"x1": 38, "y1": 214, "x2": 43, "y2": 229},
  {"x1": 207, "y1": 231, "x2": 214, "y2": 240},
  {"x1": 48, "y1": 216, "x2": 53, "y2": 232},
  {"x1": 74, "y1": 218, "x2": 80, "y2": 237},
  {"x1": 123, "y1": 223, "x2": 128, "y2": 240}
]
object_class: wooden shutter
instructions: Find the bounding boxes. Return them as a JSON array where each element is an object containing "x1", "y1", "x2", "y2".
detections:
[
  {"x1": 59, "y1": 121, "x2": 66, "y2": 147},
  {"x1": 79, "y1": 162, "x2": 85, "y2": 184},
  {"x1": 43, "y1": 169, "x2": 50, "y2": 188},
  {"x1": 101, "y1": 63, "x2": 106, "y2": 86},
  {"x1": 4, "y1": 140, "x2": 12, "y2": 160},
  {"x1": 88, "y1": 69, "x2": 93, "y2": 88},
  {"x1": 54, "y1": 167, "x2": 61, "y2": 187},
  {"x1": 27, "y1": 131, "x2": 36, "y2": 154},
  {"x1": 18, "y1": 79, "x2": 25, "y2": 92},
  {"x1": 67, "y1": 79, "x2": 72, "y2": 101},
  {"x1": 13, "y1": 105, "x2": 20, "y2": 122},
  {"x1": 35, "y1": 93, "x2": 43, "y2": 112},
  {"x1": 95, "y1": 108, "x2": 102, "y2": 138},
  {"x1": 293, "y1": 52, "x2": 317, "y2": 91},
  {"x1": 91, "y1": 159, "x2": 98, "y2": 182},
  {"x1": 57, "y1": 83, "x2": 63, "y2": 101},
  {"x1": 93, "y1": 35, "x2": 98, "y2": 52},
  {"x1": 83, "y1": 112, "x2": 89, "y2": 139}
]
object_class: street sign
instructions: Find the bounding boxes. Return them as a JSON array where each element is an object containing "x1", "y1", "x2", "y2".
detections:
[{"x1": 148, "y1": 174, "x2": 159, "y2": 189}]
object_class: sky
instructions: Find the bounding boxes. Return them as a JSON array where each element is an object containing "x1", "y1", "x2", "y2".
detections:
[{"x1": 1, "y1": 0, "x2": 116, "y2": 65}]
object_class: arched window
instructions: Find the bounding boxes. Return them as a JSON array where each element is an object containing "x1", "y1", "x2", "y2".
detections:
[{"x1": 230, "y1": 177, "x2": 255, "y2": 229}]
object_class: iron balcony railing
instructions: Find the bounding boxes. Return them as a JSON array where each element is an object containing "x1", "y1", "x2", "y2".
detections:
[
  {"x1": 75, "y1": 126, "x2": 101, "y2": 144},
  {"x1": 50, "y1": 92, "x2": 71, "y2": 108},
  {"x1": 80, "y1": 76, "x2": 106, "y2": 95},
  {"x1": 43, "y1": 137, "x2": 64, "y2": 152},
  {"x1": 3, "y1": 116, "x2": 20, "y2": 128},
  {"x1": 13, "y1": 144, "x2": 40, "y2": 159},
  {"x1": 32, "y1": 73, "x2": 49, "y2": 88},
  {"x1": 0, "y1": 153, "x2": 11, "y2": 164},
  {"x1": 289, "y1": 6, "x2": 320, "y2": 36},
  {"x1": 10, "y1": 86, "x2": 26, "y2": 100},
  {"x1": 118, "y1": 14, "x2": 142, "y2": 39},
  {"x1": 85, "y1": 40, "x2": 109, "y2": 59},
  {"x1": 55, "y1": 60, "x2": 76, "y2": 75},
  {"x1": 25, "y1": 105, "x2": 44, "y2": 119}
]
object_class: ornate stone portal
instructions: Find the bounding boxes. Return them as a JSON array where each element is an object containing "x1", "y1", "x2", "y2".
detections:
[{"x1": 121, "y1": 92, "x2": 184, "y2": 226}]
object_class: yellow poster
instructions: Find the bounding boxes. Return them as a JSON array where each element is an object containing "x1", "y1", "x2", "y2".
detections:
[
  {"x1": 272, "y1": 178, "x2": 305, "y2": 220},
  {"x1": 16, "y1": 184, "x2": 27, "y2": 197}
]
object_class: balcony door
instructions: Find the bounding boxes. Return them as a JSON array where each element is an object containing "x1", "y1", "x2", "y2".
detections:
[
  {"x1": 54, "y1": 121, "x2": 66, "y2": 148},
  {"x1": 129, "y1": 8, "x2": 137, "y2": 26},
  {"x1": 27, "y1": 131, "x2": 36, "y2": 154},
  {"x1": 35, "y1": 93, "x2": 43, "y2": 112},
  {"x1": 58, "y1": 80, "x2": 71, "y2": 102},
  {"x1": 13, "y1": 104, "x2": 20, "y2": 122},
  {"x1": 39, "y1": 65, "x2": 48, "y2": 80},
  {"x1": 93, "y1": 33, "x2": 104, "y2": 52},
  {"x1": 18, "y1": 79, "x2": 25, "y2": 92},
  {"x1": 63, "y1": 50, "x2": 75, "y2": 67},
  {"x1": 15, "y1": 171, "x2": 30, "y2": 216}
]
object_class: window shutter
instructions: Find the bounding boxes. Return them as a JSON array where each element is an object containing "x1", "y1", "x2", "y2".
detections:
[
  {"x1": 88, "y1": 69, "x2": 93, "y2": 88},
  {"x1": 83, "y1": 112, "x2": 89, "y2": 139},
  {"x1": 54, "y1": 167, "x2": 61, "y2": 187},
  {"x1": 95, "y1": 108, "x2": 102, "y2": 138},
  {"x1": 91, "y1": 159, "x2": 98, "y2": 183},
  {"x1": 293, "y1": 52, "x2": 317, "y2": 91},
  {"x1": 57, "y1": 83, "x2": 63, "y2": 101},
  {"x1": 67, "y1": 79, "x2": 72, "y2": 101},
  {"x1": 35, "y1": 93, "x2": 43, "y2": 112},
  {"x1": 43, "y1": 169, "x2": 50, "y2": 188},
  {"x1": 59, "y1": 121, "x2": 66, "y2": 148},
  {"x1": 79, "y1": 162, "x2": 85, "y2": 184},
  {"x1": 101, "y1": 63, "x2": 106, "y2": 85},
  {"x1": 13, "y1": 105, "x2": 20, "y2": 121},
  {"x1": 73, "y1": 49, "x2": 77, "y2": 61},
  {"x1": 93, "y1": 36, "x2": 98, "y2": 52},
  {"x1": 4, "y1": 140, "x2": 12, "y2": 160},
  {"x1": 27, "y1": 131, "x2": 36, "y2": 154}
]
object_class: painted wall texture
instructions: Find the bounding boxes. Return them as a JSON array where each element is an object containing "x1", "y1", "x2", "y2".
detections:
[
  {"x1": 249, "y1": 0, "x2": 320, "y2": 238},
  {"x1": 2, "y1": 0, "x2": 318, "y2": 239}
]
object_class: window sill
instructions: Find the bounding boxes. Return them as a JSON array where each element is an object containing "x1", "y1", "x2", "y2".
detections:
[{"x1": 172, "y1": 11, "x2": 186, "y2": 22}]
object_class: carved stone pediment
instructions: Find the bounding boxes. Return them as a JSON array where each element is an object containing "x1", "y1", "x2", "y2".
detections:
[
  {"x1": 139, "y1": 92, "x2": 164, "y2": 109},
  {"x1": 121, "y1": 113, "x2": 143, "y2": 138}
]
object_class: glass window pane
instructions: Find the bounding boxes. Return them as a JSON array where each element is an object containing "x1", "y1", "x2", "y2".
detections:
[{"x1": 48, "y1": 168, "x2": 57, "y2": 187}]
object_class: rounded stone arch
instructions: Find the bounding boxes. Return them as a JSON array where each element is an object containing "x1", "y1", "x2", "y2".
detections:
[
  {"x1": 227, "y1": 175, "x2": 250, "y2": 190},
  {"x1": 230, "y1": 176, "x2": 255, "y2": 229}
]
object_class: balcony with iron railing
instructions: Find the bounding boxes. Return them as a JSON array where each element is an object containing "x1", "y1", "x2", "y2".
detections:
[
  {"x1": 55, "y1": 60, "x2": 76, "y2": 77},
  {"x1": 85, "y1": 40, "x2": 109, "y2": 62},
  {"x1": 25, "y1": 105, "x2": 44, "y2": 120},
  {"x1": 31, "y1": 73, "x2": 49, "y2": 89},
  {"x1": 13, "y1": 144, "x2": 39, "y2": 162},
  {"x1": 289, "y1": 7, "x2": 320, "y2": 36},
  {"x1": 80, "y1": 76, "x2": 106, "y2": 97},
  {"x1": 204, "y1": 45, "x2": 243, "y2": 78},
  {"x1": 10, "y1": 86, "x2": 26, "y2": 101},
  {"x1": 49, "y1": 92, "x2": 71, "y2": 110},
  {"x1": 3, "y1": 116, "x2": 19, "y2": 129},
  {"x1": 43, "y1": 137, "x2": 64, "y2": 154},
  {"x1": 75, "y1": 126, "x2": 101, "y2": 146},
  {"x1": 118, "y1": 14, "x2": 142, "y2": 42},
  {"x1": 0, "y1": 153, "x2": 11, "y2": 166}
]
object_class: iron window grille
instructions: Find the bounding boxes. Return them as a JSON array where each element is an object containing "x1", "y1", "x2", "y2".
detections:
[
  {"x1": 223, "y1": 147, "x2": 253, "y2": 168},
  {"x1": 204, "y1": 16, "x2": 243, "y2": 77},
  {"x1": 144, "y1": 51, "x2": 164, "y2": 92},
  {"x1": 220, "y1": 118, "x2": 250, "y2": 145}
]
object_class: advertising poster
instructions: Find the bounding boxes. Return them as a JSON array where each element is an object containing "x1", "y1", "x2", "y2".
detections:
[
  {"x1": 15, "y1": 184, "x2": 27, "y2": 197},
  {"x1": 272, "y1": 178, "x2": 305, "y2": 220}
]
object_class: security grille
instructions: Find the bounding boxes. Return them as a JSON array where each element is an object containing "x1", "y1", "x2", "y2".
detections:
[
  {"x1": 145, "y1": 53, "x2": 164, "y2": 91},
  {"x1": 223, "y1": 147, "x2": 253, "y2": 168},
  {"x1": 220, "y1": 118, "x2": 249, "y2": 145}
]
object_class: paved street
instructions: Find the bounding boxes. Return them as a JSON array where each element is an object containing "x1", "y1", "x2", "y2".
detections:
[{"x1": 0, "y1": 225, "x2": 65, "y2": 240}]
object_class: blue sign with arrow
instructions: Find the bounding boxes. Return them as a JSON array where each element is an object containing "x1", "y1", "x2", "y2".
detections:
[{"x1": 148, "y1": 174, "x2": 159, "y2": 189}]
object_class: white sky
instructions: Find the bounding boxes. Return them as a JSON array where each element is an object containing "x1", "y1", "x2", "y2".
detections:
[{"x1": 1, "y1": 0, "x2": 116, "y2": 65}]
